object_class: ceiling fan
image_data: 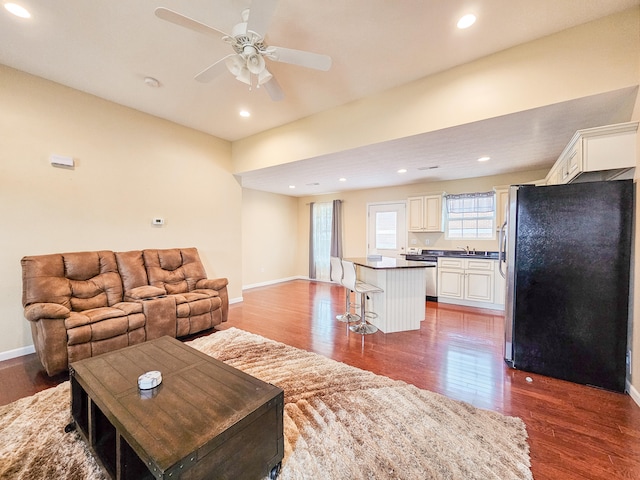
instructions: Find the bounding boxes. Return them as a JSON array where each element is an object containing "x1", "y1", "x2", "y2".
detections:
[{"x1": 155, "y1": 1, "x2": 332, "y2": 101}]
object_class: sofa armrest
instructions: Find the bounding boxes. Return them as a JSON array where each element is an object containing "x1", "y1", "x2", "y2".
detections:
[
  {"x1": 196, "y1": 277, "x2": 229, "y2": 323},
  {"x1": 124, "y1": 285, "x2": 167, "y2": 301},
  {"x1": 196, "y1": 277, "x2": 228, "y2": 291},
  {"x1": 24, "y1": 303, "x2": 70, "y2": 322}
]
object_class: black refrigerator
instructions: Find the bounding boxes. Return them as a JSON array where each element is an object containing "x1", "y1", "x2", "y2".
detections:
[{"x1": 500, "y1": 180, "x2": 633, "y2": 392}]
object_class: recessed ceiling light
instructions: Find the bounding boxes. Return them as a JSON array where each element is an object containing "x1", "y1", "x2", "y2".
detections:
[
  {"x1": 5, "y1": 3, "x2": 30, "y2": 18},
  {"x1": 457, "y1": 14, "x2": 476, "y2": 29},
  {"x1": 239, "y1": 110, "x2": 250, "y2": 118},
  {"x1": 397, "y1": 169, "x2": 407, "y2": 174},
  {"x1": 339, "y1": 178, "x2": 346, "y2": 182},
  {"x1": 289, "y1": 185, "x2": 295, "y2": 189},
  {"x1": 144, "y1": 77, "x2": 160, "y2": 88},
  {"x1": 478, "y1": 156, "x2": 491, "y2": 162}
]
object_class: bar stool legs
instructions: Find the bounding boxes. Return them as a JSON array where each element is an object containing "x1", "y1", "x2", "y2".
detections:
[
  {"x1": 337, "y1": 289, "x2": 361, "y2": 323},
  {"x1": 341, "y1": 259, "x2": 383, "y2": 335},
  {"x1": 349, "y1": 293, "x2": 378, "y2": 334}
]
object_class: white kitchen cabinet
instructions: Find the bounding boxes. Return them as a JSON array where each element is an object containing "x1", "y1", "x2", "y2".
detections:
[
  {"x1": 546, "y1": 122, "x2": 638, "y2": 185},
  {"x1": 438, "y1": 266, "x2": 464, "y2": 299},
  {"x1": 494, "y1": 188, "x2": 509, "y2": 230},
  {"x1": 494, "y1": 260, "x2": 505, "y2": 306},
  {"x1": 437, "y1": 257, "x2": 495, "y2": 304},
  {"x1": 407, "y1": 194, "x2": 443, "y2": 232}
]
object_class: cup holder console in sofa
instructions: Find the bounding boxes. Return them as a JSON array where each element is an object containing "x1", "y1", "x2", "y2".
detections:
[{"x1": 21, "y1": 247, "x2": 228, "y2": 376}]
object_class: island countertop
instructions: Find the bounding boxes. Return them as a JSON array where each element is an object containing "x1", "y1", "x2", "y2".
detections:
[{"x1": 345, "y1": 256, "x2": 435, "y2": 269}]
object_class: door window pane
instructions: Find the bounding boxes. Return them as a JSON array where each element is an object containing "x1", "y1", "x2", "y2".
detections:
[{"x1": 376, "y1": 212, "x2": 397, "y2": 249}]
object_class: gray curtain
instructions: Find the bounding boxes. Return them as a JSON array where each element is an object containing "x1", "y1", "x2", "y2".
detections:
[
  {"x1": 330, "y1": 199, "x2": 343, "y2": 258},
  {"x1": 309, "y1": 202, "x2": 316, "y2": 279}
]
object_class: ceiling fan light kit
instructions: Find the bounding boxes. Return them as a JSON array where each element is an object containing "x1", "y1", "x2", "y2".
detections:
[{"x1": 155, "y1": 2, "x2": 332, "y2": 101}]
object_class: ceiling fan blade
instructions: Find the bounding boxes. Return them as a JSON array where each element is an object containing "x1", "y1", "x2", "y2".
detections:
[
  {"x1": 246, "y1": 0, "x2": 278, "y2": 37},
  {"x1": 195, "y1": 54, "x2": 235, "y2": 83},
  {"x1": 268, "y1": 46, "x2": 332, "y2": 71},
  {"x1": 263, "y1": 76, "x2": 284, "y2": 101},
  {"x1": 154, "y1": 7, "x2": 229, "y2": 39}
]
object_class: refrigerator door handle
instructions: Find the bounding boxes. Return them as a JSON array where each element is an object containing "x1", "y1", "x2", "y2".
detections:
[{"x1": 498, "y1": 220, "x2": 507, "y2": 278}]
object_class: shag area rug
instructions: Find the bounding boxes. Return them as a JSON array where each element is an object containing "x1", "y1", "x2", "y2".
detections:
[{"x1": 0, "y1": 327, "x2": 531, "y2": 479}]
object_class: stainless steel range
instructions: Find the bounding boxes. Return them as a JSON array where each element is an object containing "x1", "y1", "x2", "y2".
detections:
[{"x1": 405, "y1": 251, "x2": 438, "y2": 300}]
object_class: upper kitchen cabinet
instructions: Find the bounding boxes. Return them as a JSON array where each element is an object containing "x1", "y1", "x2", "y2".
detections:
[
  {"x1": 408, "y1": 194, "x2": 443, "y2": 232},
  {"x1": 494, "y1": 187, "x2": 509, "y2": 230},
  {"x1": 546, "y1": 122, "x2": 638, "y2": 185}
]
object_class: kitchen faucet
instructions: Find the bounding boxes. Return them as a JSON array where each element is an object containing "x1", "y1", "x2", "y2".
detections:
[{"x1": 457, "y1": 246, "x2": 470, "y2": 254}]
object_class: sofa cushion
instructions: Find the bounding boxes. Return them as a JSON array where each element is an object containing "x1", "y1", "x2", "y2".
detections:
[
  {"x1": 170, "y1": 290, "x2": 219, "y2": 305},
  {"x1": 67, "y1": 316, "x2": 130, "y2": 345},
  {"x1": 65, "y1": 307, "x2": 127, "y2": 329},
  {"x1": 22, "y1": 254, "x2": 73, "y2": 309},
  {"x1": 176, "y1": 296, "x2": 222, "y2": 318},
  {"x1": 112, "y1": 302, "x2": 144, "y2": 315},
  {"x1": 143, "y1": 248, "x2": 207, "y2": 294},
  {"x1": 22, "y1": 251, "x2": 123, "y2": 311},
  {"x1": 125, "y1": 285, "x2": 167, "y2": 301},
  {"x1": 63, "y1": 251, "x2": 123, "y2": 308},
  {"x1": 115, "y1": 250, "x2": 149, "y2": 292}
]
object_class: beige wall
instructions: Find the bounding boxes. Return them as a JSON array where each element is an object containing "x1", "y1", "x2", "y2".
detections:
[
  {"x1": 233, "y1": 8, "x2": 639, "y2": 173},
  {"x1": 0, "y1": 65, "x2": 241, "y2": 355},
  {"x1": 242, "y1": 188, "x2": 299, "y2": 287}
]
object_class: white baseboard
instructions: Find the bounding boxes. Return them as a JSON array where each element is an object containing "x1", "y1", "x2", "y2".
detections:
[
  {"x1": 229, "y1": 296, "x2": 243, "y2": 304},
  {"x1": 0, "y1": 344, "x2": 35, "y2": 362},
  {"x1": 242, "y1": 275, "x2": 307, "y2": 291},
  {"x1": 628, "y1": 382, "x2": 640, "y2": 407}
]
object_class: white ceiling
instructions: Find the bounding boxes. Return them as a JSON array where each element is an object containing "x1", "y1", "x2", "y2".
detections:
[{"x1": 1, "y1": 0, "x2": 638, "y2": 196}]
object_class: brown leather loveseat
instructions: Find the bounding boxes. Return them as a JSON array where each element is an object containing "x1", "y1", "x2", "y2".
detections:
[{"x1": 21, "y1": 247, "x2": 228, "y2": 376}]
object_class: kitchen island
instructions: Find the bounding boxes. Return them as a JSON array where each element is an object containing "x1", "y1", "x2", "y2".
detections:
[{"x1": 345, "y1": 256, "x2": 432, "y2": 333}]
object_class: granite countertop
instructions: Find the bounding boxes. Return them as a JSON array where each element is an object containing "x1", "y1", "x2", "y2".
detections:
[
  {"x1": 345, "y1": 257, "x2": 435, "y2": 269},
  {"x1": 409, "y1": 250, "x2": 500, "y2": 260}
]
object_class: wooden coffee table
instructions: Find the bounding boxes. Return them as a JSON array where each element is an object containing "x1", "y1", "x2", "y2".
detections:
[{"x1": 67, "y1": 336, "x2": 284, "y2": 480}]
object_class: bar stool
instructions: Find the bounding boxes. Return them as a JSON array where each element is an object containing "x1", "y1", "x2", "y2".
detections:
[
  {"x1": 341, "y1": 259, "x2": 383, "y2": 334},
  {"x1": 330, "y1": 256, "x2": 360, "y2": 323}
]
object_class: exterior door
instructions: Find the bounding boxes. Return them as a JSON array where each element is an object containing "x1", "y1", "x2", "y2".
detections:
[{"x1": 367, "y1": 202, "x2": 406, "y2": 257}]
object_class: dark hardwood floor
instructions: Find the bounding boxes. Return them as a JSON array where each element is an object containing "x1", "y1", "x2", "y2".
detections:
[{"x1": 2, "y1": 279, "x2": 640, "y2": 479}]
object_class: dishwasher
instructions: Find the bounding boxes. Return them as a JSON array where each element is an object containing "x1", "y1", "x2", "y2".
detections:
[{"x1": 405, "y1": 251, "x2": 438, "y2": 301}]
